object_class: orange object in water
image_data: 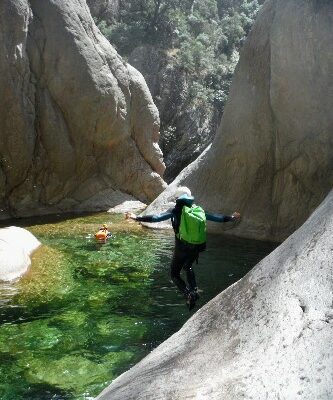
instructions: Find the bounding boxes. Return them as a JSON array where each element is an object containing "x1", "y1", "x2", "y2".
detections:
[{"x1": 95, "y1": 229, "x2": 109, "y2": 242}]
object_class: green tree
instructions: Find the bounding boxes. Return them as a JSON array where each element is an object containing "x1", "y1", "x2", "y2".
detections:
[{"x1": 96, "y1": 0, "x2": 262, "y2": 109}]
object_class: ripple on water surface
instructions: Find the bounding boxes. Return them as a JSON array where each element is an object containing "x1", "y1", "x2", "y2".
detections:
[{"x1": 0, "y1": 213, "x2": 277, "y2": 399}]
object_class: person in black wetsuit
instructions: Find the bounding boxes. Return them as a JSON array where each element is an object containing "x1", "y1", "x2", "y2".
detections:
[{"x1": 126, "y1": 193, "x2": 240, "y2": 309}]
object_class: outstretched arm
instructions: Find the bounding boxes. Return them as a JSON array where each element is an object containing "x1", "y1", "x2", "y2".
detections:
[
  {"x1": 205, "y1": 211, "x2": 241, "y2": 223},
  {"x1": 125, "y1": 211, "x2": 173, "y2": 223}
]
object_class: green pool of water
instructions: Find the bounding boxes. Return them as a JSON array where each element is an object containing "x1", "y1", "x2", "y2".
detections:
[{"x1": 0, "y1": 213, "x2": 277, "y2": 400}]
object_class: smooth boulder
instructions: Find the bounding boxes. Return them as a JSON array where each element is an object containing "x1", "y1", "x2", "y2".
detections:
[{"x1": 0, "y1": 227, "x2": 41, "y2": 281}]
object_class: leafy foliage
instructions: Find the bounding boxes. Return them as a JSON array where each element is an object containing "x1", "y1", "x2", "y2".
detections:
[{"x1": 96, "y1": 0, "x2": 262, "y2": 109}]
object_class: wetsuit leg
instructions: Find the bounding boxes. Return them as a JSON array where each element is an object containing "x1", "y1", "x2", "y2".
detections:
[
  {"x1": 170, "y1": 243, "x2": 188, "y2": 295},
  {"x1": 183, "y1": 253, "x2": 198, "y2": 292},
  {"x1": 170, "y1": 239, "x2": 200, "y2": 295}
]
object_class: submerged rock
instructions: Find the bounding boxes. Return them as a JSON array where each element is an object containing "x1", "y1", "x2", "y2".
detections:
[
  {"x1": 96, "y1": 191, "x2": 333, "y2": 398},
  {"x1": 0, "y1": 227, "x2": 41, "y2": 281},
  {"x1": 0, "y1": 0, "x2": 165, "y2": 219},
  {"x1": 145, "y1": 0, "x2": 333, "y2": 241}
]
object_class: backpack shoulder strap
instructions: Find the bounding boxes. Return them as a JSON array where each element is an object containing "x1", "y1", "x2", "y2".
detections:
[{"x1": 172, "y1": 204, "x2": 183, "y2": 234}]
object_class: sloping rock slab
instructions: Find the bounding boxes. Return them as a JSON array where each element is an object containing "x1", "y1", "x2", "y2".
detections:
[
  {"x1": 108, "y1": 200, "x2": 147, "y2": 214},
  {"x1": 0, "y1": 227, "x2": 41, "y2": 281},
  {"x1": 97, "y1": 190, "x2": 333, "y2": 399}
]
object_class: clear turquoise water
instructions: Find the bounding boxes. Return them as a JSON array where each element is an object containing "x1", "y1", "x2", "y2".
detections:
[{"x1": 0, "y1": 213, "x2": 277, "y2": 400}]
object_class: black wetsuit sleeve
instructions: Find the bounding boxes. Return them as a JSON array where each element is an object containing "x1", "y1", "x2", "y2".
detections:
[
  {"x1": 205, "y1": 212, "x2": 235, "y2": 223},
  {"x1": 136, "y1": 211, "x2": 173, "y2": 223}
]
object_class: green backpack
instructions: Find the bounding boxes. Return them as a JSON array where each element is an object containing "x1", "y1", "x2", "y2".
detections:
[{"x1": 178, "y1": 204, "x2": 206, "y2": 245}]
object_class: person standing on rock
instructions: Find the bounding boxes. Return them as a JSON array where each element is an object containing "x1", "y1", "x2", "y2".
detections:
[{"x1": 125, "y1": 192, "x2": 240, "y2": 310}]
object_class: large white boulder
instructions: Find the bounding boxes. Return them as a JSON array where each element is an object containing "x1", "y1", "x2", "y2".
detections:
[{"x1": 0, "y1": 226, "x2": 41, "y2": 281}]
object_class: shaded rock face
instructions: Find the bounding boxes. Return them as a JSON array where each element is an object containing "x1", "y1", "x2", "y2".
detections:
[
  {"x1": 0, "y1": 227, "x2": 41, "y2": 281},
  {"x1": 143, "y1": 0, "x2": 333, "y2": 241},
  {"x1": 97, "y1": 190, "x2": 333, "y2": 399},
  {"x1": 129, "y1": 46, "x2": 222, "y2": 182},
  {"x1": 0, "y1": 0, "x2": 165, "y2": 219},
  {"x1": 86, "y1": 0, "x2": 119, "y2": 23}
]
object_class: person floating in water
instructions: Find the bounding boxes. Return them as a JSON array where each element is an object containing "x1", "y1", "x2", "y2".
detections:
[
  {"x1": 95, "y1": 223, "x2": 112, "y2": 243},
  {"x1": 126, "y1": 191, "x2": 241, "y2": 310}
]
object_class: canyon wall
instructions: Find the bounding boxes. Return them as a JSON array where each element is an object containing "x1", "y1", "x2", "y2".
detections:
[{"x1": 0, "y1": 0, "x2": 166, "y2": 219}]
